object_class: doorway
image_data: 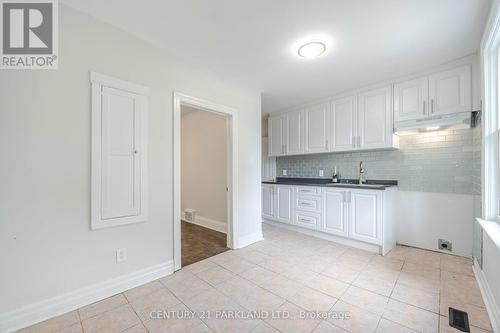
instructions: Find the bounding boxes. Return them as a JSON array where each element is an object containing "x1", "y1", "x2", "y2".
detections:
[{"x1": 173, "y1": 92, "x2": 238, "y2": 271}]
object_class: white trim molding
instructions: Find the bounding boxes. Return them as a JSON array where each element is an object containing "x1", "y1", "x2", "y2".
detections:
[
  {"x1": 234, "y1": 231, "x2": 264, "y2": 249},
  {"x1": 0, "y1": 261, "x2": 173, "y2": 333},
  {"x1": 474, "y1": 260, "x2": 500, "y2": 333},
  {"x1": 182, "y1": 214, "x2": 227, "y2": 234},
  {"x1": 173, "y1": 92, "x2": 239, "y2": 271}
]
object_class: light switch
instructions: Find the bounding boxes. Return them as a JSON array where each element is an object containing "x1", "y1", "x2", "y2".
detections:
[
  {"x1": 282, "y1": 170, "x2": 287, "y2": 176},
  {"x1": 319, "y1": 170, "x2": 324, "y2": 177}
]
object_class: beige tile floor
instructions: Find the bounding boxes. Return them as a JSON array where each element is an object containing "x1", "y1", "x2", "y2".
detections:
[{"x1": 17, "y1": 224, "x2": 493, "y2": 333}]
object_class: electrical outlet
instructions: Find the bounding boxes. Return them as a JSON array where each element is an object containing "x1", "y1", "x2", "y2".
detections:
[
  {"x1": 319, "y1": 170, "x2": 324, "y2": 177},
  {"x1": 282, "y1": 170, "x2": 287, "y2": 176},
  {"x1": 116, "y1": 248, "x2": 127, "y2": 263}
]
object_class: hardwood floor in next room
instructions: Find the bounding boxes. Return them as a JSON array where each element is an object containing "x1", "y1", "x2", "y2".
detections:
[{"x1": 181, "y1": 221, "x2": 229, "y2": 267}]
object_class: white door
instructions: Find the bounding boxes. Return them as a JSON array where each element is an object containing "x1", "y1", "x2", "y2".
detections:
[
  {"x1": 428, "y1": 65, "x2": 471, "y2": 116},
  {"x1": 275, "y1": 185, "x2": 293, "y2": 224},
  {"x1": 357, "y1": 86, "x2": 392, "y2": 150},
  {"x1": 268, "y1": 115, "x2": 286, "y2": 156},
  {"x1": 348, "y1": 190, "x2": 381, "y2": 245},
  {"x1": 394, "y1": 77, "x2": 429, "y2": 122},
  {"x1": 304, "y1": 103, "x2": 329, "y2": 153},
  {"x1": 101, "y1": 87, "x2": 142, "y2": 220},
  {"x1": 322, "y1": 188, "x2": 348, "y2": 237},
  {"x1": 262, "y1": 184, "x2": 275, "y2": 219},
  {"x1": 286, "y1": 110, "x2": 302, "y2": 155},
  {"x1": 330, "y1": 96, "x2": 357, "y2": 151}
]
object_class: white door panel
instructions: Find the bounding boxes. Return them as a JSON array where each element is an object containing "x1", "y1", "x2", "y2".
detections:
[
  {"x1": 268, "y1": 115, "x2": 286, "y2": 156},
  {"x1": 394, "y1": 77, "x2": 428, "y2": 122},
  {"x1": 358, "y1": 86, "x2": 392, "y2": 149},
  {"x1": 348, "y1": 190, "x2": 382, "y2": 245},
  {"x1": 330, "y1": 96, "x2": 356, "y2": 151},
  {"x1": 286, "y1": 110, "x2": 302, "y2": 155},
  {"x1": 428, "y1": 65, "x2": 471, "y2": 116},
  {"x1": 275, "y1": 185, "x2": 293, "y2": 224},
  {"x1": 304, "y1": 103, "x2": 329, "y2": 153},
  {"x1": 322, "y1": 188, "x2": 347, "y2": 237},
  {"x1": 101, "y1": 87, "x2": 141, "y2": 219}
]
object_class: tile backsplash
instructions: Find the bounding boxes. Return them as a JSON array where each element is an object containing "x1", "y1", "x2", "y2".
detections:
[{"x1": 276, "y1": 127, "x2": 481, "y2": 194}]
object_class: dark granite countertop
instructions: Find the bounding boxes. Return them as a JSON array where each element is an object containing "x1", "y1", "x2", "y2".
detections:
[{"x1": 262, "y1": 177, "x2": 398, "y2": 190}]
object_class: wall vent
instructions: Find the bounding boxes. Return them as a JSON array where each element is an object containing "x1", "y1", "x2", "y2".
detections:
[
  {"x1": 184, "y1": 209, "x2": 196, "y2": 223},
  {"x1": 439, "y1": 239, "x2": 453, "y2": 251}
]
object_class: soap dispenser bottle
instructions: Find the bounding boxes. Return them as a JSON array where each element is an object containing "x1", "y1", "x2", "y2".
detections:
[{"x1": 332, "y1": 166, "x2": 338, "y2": 183}]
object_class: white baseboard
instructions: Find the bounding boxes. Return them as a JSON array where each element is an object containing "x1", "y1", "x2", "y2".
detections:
[
  {"x1": 473, "y1": 260, "x2": 500, "y2": 333},
  {"x1": 182, "y1": 214, "x2": 227, "y2": 234},
  {"x1": 263, "y1": 219, "x2": 381, "y2": 254},
  {"x1": 235, "y1": 231, "x2": 263, "y2": 249},
  {"x1": 0, "y1": 261, "x2": 174, "y2": 333}
]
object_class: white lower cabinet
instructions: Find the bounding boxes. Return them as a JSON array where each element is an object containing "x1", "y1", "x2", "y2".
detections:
[
  {"x1": 348, "y1": 190, "x2": 382, "y2": 245},
  {"x1": 322, "y1": 188, "x2": 348, "y2": 237},
  {"x1": 262, "y1": 184, "x2": 396, "y2": 254},
  {"x1": 275, "y1": 185, "x2": 293, "y2": 224},
  {"x1": 262, "y1": 184, "x2": 275, "y2": 219}
]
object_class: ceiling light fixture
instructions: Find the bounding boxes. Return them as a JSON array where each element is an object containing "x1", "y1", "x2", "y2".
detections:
[{"x1": 297, "y1": 41, "x2": 326, "y2": 58}]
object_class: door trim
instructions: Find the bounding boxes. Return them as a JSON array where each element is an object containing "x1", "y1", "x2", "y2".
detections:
[{"x1": 173, "y1": 92, "x2": 238, "y2": 271}]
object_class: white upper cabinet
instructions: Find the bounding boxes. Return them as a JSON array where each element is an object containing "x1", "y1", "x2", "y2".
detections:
[
  {"x1": 286, "y1": 110, "x2": 303, "y2": 155},
  {"x1": 394, "y1": 77, "x2": 428, "y2": 122},
  {"x1": 268, "y1": 115, "x2": 286, "y2": 156},
  {"x1": 357, "y1": 86, "x2": 392, "y2": 150},
  {"x1": 91, "y1": 72, "x2": 149, "y2": 230},
  {"x1": 330, "y1": 96, "x2": 357, "y2": 151},
  {"x1": 428, "y1": 65, "x2": 471, "y2": 116},
  {"x1": 304, "y1": 103, "x2": 330, "y2": 153}
]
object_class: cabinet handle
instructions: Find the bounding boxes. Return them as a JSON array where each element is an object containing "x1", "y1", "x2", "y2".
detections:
[
  {"x1": 299, "y1": 218, "x2": 311, "y2": 223},
  {"x1": 352, "y1": 136, "x2": 356, "y2": 148},
  {"x1": 431, "y1": 99, "x2": 434, "y2": 114},
  {"x1": 299, "y1": 201, "x2": 312, "y2": 206},
  {"x1": 423, "y1": 101, "x2": 426, "y2": 115},
  {"x1": 357, "y1": 136, "x2": 361, "y2": 147}
]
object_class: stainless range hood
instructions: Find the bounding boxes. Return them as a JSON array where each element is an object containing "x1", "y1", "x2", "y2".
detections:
[{"x1": 394, "y1": 111, "x2": 473, "y2": 135}]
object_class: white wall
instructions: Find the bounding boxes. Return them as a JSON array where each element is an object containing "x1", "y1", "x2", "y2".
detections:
[
  {"x1": 181, "y1": 107, "x2": 227, "y2": 224},
  {"x1": 395, "y1": 191, "x2": 474, "y2": 257},
  {"x1": 0, "y1": 3, "x2": 261, "y2": 325}
]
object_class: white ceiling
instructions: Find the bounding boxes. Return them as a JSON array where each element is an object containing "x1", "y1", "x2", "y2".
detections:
[{"x1": 62, "y1": 0, "x2": 491, "y2": 114}]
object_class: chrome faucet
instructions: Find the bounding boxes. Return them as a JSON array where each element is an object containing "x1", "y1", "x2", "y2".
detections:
[{"x1": 358, "y1": 161, "x2": 365, "y2": 184}]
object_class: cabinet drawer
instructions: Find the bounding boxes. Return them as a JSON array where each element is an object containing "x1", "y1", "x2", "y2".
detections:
[
  {"x1": 295, "y1": 195, "x2": 321, "y2": 213},
  {"x1": 294, "y1": 211, "x2": 321, "y2": 230},
  {"x1": 295, "y1": 186, "x2": 322, "y2": 196}
]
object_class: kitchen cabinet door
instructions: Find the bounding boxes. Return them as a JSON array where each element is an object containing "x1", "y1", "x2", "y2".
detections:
[
  {"x1": 330, "y1": 96, "x2": 357, "y2": 151},
  {"x1": 286, "y1": 110, "x2": 302, "y2": 155},
  {"x1": 428, "y1": 65, "x2": 471, "y2": 116},
  {"x1": 275, "y1": 185, "x2": 293, "y2": 224},
  {"x1": 262, "y1": 184, "x2": 275, "y2": 219},
  {"x1": 322, "y1": 188, "x2": 348, "y2": 237},
  {"x1": 348, "y1": 190, "x2": 382, "y2": 245},
  {"x1": 394, "y1": 77, "x2": 428, "y2": 122},
  {"x1": 357, "y1": 86, "x2": 392, "y2": 150},
  {"x1": 304, "y1": 103, "x2": 330, "y2": 153},
  {"x1": 268, "y1": 115, "x2": 286, "y2": 156}
]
